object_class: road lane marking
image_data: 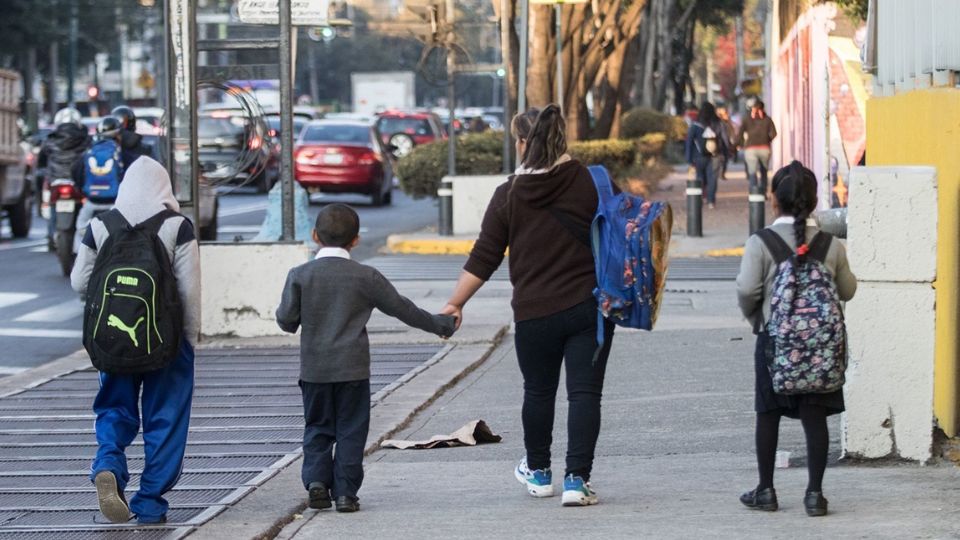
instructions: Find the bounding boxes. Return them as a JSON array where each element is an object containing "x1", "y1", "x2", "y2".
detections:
[
  {"x1": 0, "y1": 240, "x2": 47, "y2": 252},
  {"x1": 0, "y1": 294, "x2": 38, "y2": 310},
  {"x1": 0, "y1": 367, "x2": 28, "y2": 375},
  {"x1": 0, "y1": 328, "x2": 82, "y2": 339},
  {"x1": 219, "y1": 203, "x2": 269, "y2": 218},
  {"x1": 217, "y1": 226, "x2": 263, "y2": 234},
  {"x1": 15, "y1": 301, "x2": 84, "y2": 323}
]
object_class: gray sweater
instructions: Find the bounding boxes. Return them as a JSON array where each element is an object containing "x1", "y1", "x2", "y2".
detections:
[
  {"x1": 276, "y1": 257, "x2": 456, "y2": 383},
  {"x1": 736, "y1": 221, "x2": 857, "y2": 333}
]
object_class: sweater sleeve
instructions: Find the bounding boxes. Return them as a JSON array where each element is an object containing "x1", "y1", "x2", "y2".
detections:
[
  {"x1": 370, "y1": 269, "x2": 453, "y2": 336},
  {"x1": 463, "y1": 185, "x2": 508, "y2": 281},
  {"x1": 767, "y1": 118, "x2": 778, "y2": 142},
  {"x1": 736, "y1": 234, "x2": 766, "y2": 329},
  {"x1": 275, "y1": 268, "x2": 302, "y2": 334},
  {"x1": 832, "y1": 240, "x2": 858, "y2": 302},
  {"x1": 172, "y1": 221, "x2": 202, "y2": 344}
]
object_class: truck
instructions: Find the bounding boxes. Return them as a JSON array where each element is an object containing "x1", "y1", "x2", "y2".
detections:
[
  {"x1": 351, "y1": 72, "x2": 416, "y2": 116},
  {"x1": 0, "y1": 69, "x2": 33, "y2": 239}
]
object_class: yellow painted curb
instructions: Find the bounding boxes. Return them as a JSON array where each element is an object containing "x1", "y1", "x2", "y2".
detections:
[
  {"x1": 387, "y1": 236, "x2": 476, "y2": 255},
  {"x1": 704, "y1": 246, "x2": 745, "y2": 257}
]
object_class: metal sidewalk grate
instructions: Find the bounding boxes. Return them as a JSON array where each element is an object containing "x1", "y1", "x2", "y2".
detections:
[{"x1": 0, "y1": 343, "x2": 443, "y2": 537}]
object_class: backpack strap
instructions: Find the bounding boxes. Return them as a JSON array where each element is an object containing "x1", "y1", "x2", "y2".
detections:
[
  {"x1": 98, "y1": 209, "x2": 131, "y2": 236},
  {"x1": 806, "y1": 232, "x2": 833, "y2": 263},
  {"x1": 756, "y1": 228, "x2": 793, "y2": 265},
  {"x1": 138, "y1": 208, "x2": 182, "y2": 236},
  {"x1": 588, "y1": 165, "x2": 615, "y2": 205}
]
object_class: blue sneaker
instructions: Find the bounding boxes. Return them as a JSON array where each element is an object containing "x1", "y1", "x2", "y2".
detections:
[
  {"x1": 514, "y1": 457, "x2": 554, "y2": 497},
  {"x1": 562, "y1": 474, "x2": 598, "y2": 506}
]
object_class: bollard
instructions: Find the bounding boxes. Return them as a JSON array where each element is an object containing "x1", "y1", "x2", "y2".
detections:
[
  {"x1": 748, "y1": 183, "x2": 766, "y2": 235},
  {"x1": 686, "y1": 171, "x2": 703, "y2": 237},
  {"x1": 438, "y1": 177, "x2": 453, "y2": 236}
]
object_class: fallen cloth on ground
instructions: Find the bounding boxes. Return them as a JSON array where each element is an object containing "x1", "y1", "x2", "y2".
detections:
[{"x1": 380, "y1": 420, "x2": 502, "y2": 450}]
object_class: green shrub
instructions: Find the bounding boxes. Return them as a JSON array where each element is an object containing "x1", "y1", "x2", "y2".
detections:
[
  {"x1": 568, "y1": 139, "x2": 636, "y2": 177},
  {"x1": 396, "y1": 131, "x2": 505, "y2": 199},
  {"x1": 621, "y1": 107, "x2": 687, "y2": 141},
  {"x1": 636, "y1": 133, "x2": 667, "y2": 162}
]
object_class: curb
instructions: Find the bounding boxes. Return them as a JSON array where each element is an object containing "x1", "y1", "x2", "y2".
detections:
[
  {"x1": 386, "y1": 235, "x2": 475, "y2": 256},
  {"x1": 703, "y1": 246, "x2": 745, "y2": 257}
]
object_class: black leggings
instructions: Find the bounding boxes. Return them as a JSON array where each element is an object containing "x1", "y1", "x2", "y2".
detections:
[
  {"x1": 756, "y1": 404, "x2": 830, "y2": 493},
  {"x1": 514, "y1": 299, "x2": 615, "y2": 481}
]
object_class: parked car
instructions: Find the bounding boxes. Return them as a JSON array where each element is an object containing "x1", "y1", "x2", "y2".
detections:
[
  {"x1": 294, "y1": 120, "x2": 394, "y2": 206},
  {"x1": 375, "y1": 110, "x2": 445, "y2": 158},
  {"x1": 1, "y1": 140, "x2": 34, "y2": 239}
]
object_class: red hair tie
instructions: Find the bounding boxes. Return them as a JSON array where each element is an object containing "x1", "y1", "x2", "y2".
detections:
[{"x1": 797, "y1": 244, "x2": 809, "y2": 256}]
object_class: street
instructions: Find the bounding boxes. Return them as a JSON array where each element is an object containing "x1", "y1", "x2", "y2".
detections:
[{"x1": 0, "y1": 187, "x2": 436, "y2": 372}]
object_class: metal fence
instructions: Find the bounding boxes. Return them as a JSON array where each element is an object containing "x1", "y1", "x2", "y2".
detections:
[{"x1": 874, "y1": 0, "x2": 960, "y2": 95}]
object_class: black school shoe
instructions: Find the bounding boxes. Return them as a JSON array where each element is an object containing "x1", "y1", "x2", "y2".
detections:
[
  {"x1": 740, "y1": 487, "x2": 778, "y2": 511},
  {"x1": 803, "y1": 491, "x2": 828, "y2": 517},
  {"x1": 335, "y1": 495, "x2": 360, "y2": 513},
  {"x1": 308, "y1": 482, "x2": 332, "y2": 510}
]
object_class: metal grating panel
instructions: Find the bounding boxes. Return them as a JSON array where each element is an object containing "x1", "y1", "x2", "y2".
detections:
[{"x1": 0, "y1": 343, "x2": 440, "y2": 535}]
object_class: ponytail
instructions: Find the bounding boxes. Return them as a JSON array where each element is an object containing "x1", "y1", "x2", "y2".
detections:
[
  {"x1": 518, "y1": 104, "x2": 567, "y2": 171},
  {"x1": 771, "y1": 160, "x2": 818, "y2": 263}
]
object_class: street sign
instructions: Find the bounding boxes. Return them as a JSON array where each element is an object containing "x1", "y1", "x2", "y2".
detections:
[{"x1": 238, "y1": 0, "x2": 330, "y2": 26}]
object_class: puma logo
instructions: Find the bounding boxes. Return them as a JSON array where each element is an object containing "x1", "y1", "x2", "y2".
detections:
[{"x1": 108, "y1": 314, "x2": 144, "y2": 348}]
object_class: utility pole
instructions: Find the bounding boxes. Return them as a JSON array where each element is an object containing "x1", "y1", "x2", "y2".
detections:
[
  {"x1": 499, "y1": 0, "x2": 511, "y2": 174},
  {"x1": 67, "y1": 3, "x2": 79, "y2": 107},
  {"x1": 735, "y1": 15, "x2": 746, "y2": 113},
  {"x1": 517, "y1": 0, "x2": 529, "y2": 117},
  {"x1": 49, "y1": 42, "x2": 59, "y2": 117},
  {"x1": 439, "y1": 0, "x2": 456, "y2": 236}
]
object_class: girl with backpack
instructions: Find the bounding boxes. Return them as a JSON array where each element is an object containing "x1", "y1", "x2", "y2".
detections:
[
  {"x1": 684, "y1": 102, "x2": 730, "y2": 209},
  {"x1": 440, "y1": 104, "x2": 616, "y2": 506},
  {"x1": 735, "y1": 161, "x2": 857, "y2": 516}
]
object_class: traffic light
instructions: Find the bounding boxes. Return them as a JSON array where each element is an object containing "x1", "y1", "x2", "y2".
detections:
[{"x1": 87, "y1": 85, "x2": 100, "y2": 100}]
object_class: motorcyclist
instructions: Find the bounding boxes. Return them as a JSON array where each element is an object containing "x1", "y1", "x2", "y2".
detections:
[
  {"x1": 111, "y1": 106, "x2": 154, "y2": 166},
  {"x1": 39, "y1": 107, "x2": 91, "y2": 249}
]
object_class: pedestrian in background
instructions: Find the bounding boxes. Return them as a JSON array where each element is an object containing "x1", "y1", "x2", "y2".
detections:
[
  {"x1": 716, "y1": 105, "x2": 738, "y2": 180},
  {"x1": 735, "y1": 161, "x2": 857, "y2": 517},
  {"x1": 737, "y1": 99, "x2": 777, "y2": 194},
  {"x1": 276, "y1": 204, "x2": 455, "y2": 513},
  {"x1": 441, "y1": 104, "x2": 616, "y2": 507},
  {"x1": 71, "y1": 157, "x2": 201, "y2": 525},
  {"x1": 685, "y1": 102, "x2": 729, "y2": 209}
]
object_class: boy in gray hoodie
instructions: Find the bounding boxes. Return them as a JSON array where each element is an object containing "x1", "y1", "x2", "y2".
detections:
[
  {"x1": 276, "y1": 204, "x2": 455, "y2": 513},
  {"x1": 71, "y1": 157, "x2": 201, "y2": 525}
]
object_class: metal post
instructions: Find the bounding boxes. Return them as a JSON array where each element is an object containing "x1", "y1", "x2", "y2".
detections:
[
  {"x1": 67, "y1": 3, "x2": 78, "y2": 107},
  {"x1": 517, "y1": 0, "x2": 529, "y2": 117},
  {"x1": 279, "y1": 0, "x2": 295, "y2": 241},
  {"x1": 188, "y1": 0, "x2": 200, "y2": 232},
  {"x1": 686, "y1": 169, "x2": 703, "y2": 237},
  {"x1": 748, "y1": 183, "x2": 765, "y2": 235},
  {"x1": 439, "y1": 0, "x2": 456, "y2": 236},
  {"x1": 48, "y1": 42, "x2": 58, "y2": 116},
  {"x1": 735, "y1": 15, "x2": 746, "y2": 114},
  {"x1": 500, "y1": 0, "x2": 512, "y2": 174},
  {"x1": 554, "y1": 3, "x2": 562, "y2": 108}
]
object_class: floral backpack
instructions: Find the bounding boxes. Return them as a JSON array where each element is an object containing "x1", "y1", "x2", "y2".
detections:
[{"x1": 758, "y1": 229, "x2": 847, "y2": 395}]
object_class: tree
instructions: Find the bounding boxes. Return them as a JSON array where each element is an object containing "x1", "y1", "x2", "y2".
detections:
[{"x1": 833, "y1": 0, "x2": 868, "y2": 21}]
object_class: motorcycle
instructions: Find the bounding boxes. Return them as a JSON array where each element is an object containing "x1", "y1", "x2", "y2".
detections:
[{"x1": 48, "y1": 179, "x2": 82, "y2": 276}]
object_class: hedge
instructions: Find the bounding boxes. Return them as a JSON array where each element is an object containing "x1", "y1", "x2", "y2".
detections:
[
  {"x1": 397, "y1": 132, "x2": 649, "y2": 198},
  {"x1": 621, "y1": 107, "x2": 687, "y2": 141}
]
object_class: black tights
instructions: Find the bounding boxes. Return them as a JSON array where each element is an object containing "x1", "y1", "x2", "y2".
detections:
[{"x1": 756, "y1": 404, "x2": 829, "y2": 493}]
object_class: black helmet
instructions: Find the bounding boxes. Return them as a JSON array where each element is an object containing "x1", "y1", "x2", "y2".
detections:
[
  {"x1": 111, "y1": 106, "x2": 137, "y2": 131},
  {"x1": 96, "y1": 116, "x2": 122, "y2": 139}
]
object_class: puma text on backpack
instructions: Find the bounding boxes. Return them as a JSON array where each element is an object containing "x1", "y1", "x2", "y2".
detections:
[
  {"x1": 83, "y1": 209, "x2": 183, "y2": 374},
  {"x1": 589, "y1": 165, "x2": 673, "y2": 334},
  {"x1": 84, "y1": 140, "x2": 123, "y2": 200},
  {"x1": 758, "y1": 230, "x2": 847, "y2": 395}
]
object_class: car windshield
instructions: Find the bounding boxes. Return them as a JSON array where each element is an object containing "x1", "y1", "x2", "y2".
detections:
[
  {"x1": 199, "y1": 117, "x2": 242, "y2": 138},
  {"x1": 300, "y1": 124, "x2": 370, "y2": 144},
  {"x1": 377, "y1": 117, "x2": 431, "y2": 136},
  {"x1": 267, "y1": 117, "x2": 308, "y2": 138}
]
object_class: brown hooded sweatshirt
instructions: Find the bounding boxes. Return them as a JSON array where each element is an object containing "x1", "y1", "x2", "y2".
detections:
[{"x1": 464, "y1": 159, "x2": 599, "y2": 321}]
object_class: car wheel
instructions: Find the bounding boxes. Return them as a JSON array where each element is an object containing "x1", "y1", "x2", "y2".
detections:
[
  {"x1": 370, "y1": 185, "x2": 385, "y2": 207},
  {"x1": 8, "y1": 189, "x2": 33, "y2": 239},
  {"x1": 388, "y1": 133, "x2": 415, "y2": 158},
  {"x1": 254, "y1": 171, "x2": 272, "y2": 194},
  {"x1": 56, "y1": 231, "x2": 75, "y2": 277},
  {"x1": 383, "y1": 187, "x2": 393, "y2": 205},
  {"x1": 199, "y1": 199, "x2": 219, "y2": 241}
]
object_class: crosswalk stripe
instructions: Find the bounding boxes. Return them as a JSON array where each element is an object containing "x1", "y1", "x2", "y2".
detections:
[
  {"x1": 15, "y1": 301, "x2": 84, "y2": 323},
  {"x1": 0, "y1": 240, "x2": 47, "y2": 252},
  {"x1": 0, "y1": 328, "x2": 82, "y2": 339},
  {"x1": 0, "y1": 293, "x2": 38, "y2": 310}
]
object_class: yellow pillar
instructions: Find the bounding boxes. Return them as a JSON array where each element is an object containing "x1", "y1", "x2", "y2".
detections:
[{"x1": 866, "y1": 88, "x2": 960, "y2": 436}]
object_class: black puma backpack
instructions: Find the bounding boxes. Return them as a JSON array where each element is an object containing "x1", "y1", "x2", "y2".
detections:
[{"x1": 83, "y1": 209, "x2": 184, "y2": 374}]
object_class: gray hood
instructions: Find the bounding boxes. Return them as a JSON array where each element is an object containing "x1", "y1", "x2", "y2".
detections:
[{"x1": 114, "y1": 157, "x2": 180, "y2": 225}]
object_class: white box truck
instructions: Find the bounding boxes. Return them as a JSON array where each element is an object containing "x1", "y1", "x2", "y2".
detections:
[{"x1": 351, "y1": 72, "x2": 415, "y2": 116}]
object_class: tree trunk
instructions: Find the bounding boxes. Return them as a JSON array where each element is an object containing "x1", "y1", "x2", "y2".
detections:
[
  {"x1": 526, "y1": 5, "x2": 553, "y2": 108},
  {"x1": 493, "y1": 0, "x2": 521, "y2": 118},
  {"x1": 638, "y1": 0, "x2": 658, "y2": 108}
]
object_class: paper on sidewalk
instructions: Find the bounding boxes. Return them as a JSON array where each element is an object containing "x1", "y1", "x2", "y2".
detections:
[{"x1": 380, "y1": 420, "x2": 502, "y2": 450}]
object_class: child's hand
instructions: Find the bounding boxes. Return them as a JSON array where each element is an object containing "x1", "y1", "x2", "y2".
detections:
[
  {"x1": 440, "y1": 303, "x2": 462, "y2": 331},
  {"x1": 435, "y1": 314, "x2": 457, "y2": 339}
]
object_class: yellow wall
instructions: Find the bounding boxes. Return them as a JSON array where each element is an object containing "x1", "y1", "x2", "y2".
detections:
[{"x1": 867, "y1": 88, "x2": 960, "y2": 436}]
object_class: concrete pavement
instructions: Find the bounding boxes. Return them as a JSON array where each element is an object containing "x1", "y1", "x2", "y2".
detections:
[{"x1": 278, "y1": 280, "x2": 960, "y2": 539}]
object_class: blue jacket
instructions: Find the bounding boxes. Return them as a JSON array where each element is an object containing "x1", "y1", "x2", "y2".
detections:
[{"x1": 685, "y1": 122, "x2": 706, "y2": 164}]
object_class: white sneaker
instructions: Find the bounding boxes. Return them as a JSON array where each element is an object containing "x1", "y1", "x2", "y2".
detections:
[
  {"x1": 514, "y1": 457, "x2": 554, "y2": 497},
  {"x1": 561, "y1": 474, "x2": 599, "y2": 506}
]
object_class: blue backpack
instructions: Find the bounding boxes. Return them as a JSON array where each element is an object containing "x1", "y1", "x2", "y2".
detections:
[
  {"x1": 84, "y1": 139, "x2": 123, "y2": 200},
  {"x1": 588, "y1": 165, "x2": 673, "y2": 339}
]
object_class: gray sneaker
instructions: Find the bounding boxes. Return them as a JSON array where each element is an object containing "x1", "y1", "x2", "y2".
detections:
[{"x1": 94, "y1": 470, "x2": 131, "y2": 523}]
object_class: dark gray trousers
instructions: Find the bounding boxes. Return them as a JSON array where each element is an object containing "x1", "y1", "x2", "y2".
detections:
[{"x1": 299, "y1": 379, "x2": 370, "y2": 498}]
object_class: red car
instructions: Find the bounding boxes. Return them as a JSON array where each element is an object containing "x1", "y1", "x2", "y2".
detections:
[
  {"x1": 375, "y1": 111, "x2": 445, "y2": 158},
  {"x1": 294, "y1": 120, "x2": 395, "y2": 206}
]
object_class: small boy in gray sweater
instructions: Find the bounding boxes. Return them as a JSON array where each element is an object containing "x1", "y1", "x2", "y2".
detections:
[{"x1": 276, "y1": 204, "x2": 455, "y2": 513}]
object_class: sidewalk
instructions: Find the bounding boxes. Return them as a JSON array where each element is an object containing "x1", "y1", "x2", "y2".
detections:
[{"x1": 279, "y1": 280, "x2": 960, "y2": 539}]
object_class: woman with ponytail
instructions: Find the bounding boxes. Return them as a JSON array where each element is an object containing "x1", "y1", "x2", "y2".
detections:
[
  {"x1": 441, "y1": 104, "x2": 616, "y2": 507},
  {"x1": 735, "y1": 160, "x2": 857, "y2": 517}
]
